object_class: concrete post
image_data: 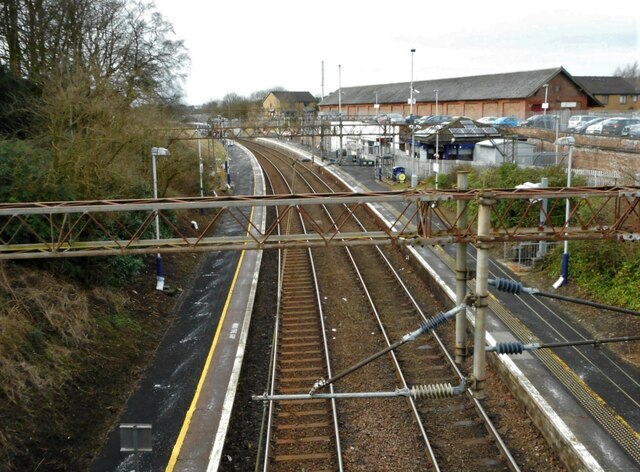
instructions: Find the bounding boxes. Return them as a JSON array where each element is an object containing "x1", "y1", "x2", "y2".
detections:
[
  {"x1": 455, "y1": 171, "x2": 470, "y2": 364},
  {"x1": 472, "y1": 191, "x2": 494, "y2": 394}
]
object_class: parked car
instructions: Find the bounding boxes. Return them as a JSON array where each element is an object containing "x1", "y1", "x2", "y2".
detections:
[
  {"x1": 377, "y1": 113, "x2": 405, "y2": 124},
  {"x1": 601, "y1": 117, "x2": 640, "y2": 136},
  {"x1": 585, "y1": 117, "x2": 623, "y2": 135},
  {"x1": 520, "y1": 114, "x2": 558, "y2": 130},
  {"x1": 493, "y1": 116, "x2": 520, "y2": 127},
  {"x1": 622, "y1": 123, "x2": 640, "y2": 138},
  {"x1": 405, "y1": 115, "x2": 423, "y2": 124},
  {"x1": 477, "y1": 116, "x2": 499, "y2": 124},
  {"x1": 572, "y1": 117, "x2": 605, "y2": 134},
  {"x1": 567, "y1": 115, "x2": 596, "y2": 130},
  {"x1": 416, "y1": 115, "x2": 453, "y2": 126}
]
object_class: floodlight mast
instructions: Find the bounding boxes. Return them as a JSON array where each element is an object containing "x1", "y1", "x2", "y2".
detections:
[{"x1": 410, "y1": 48, "x2": 417, "y2": 188}]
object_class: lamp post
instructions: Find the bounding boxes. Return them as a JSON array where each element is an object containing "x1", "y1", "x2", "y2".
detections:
[
  {"x1": 542, "y1": 83, "x2": 549, "y2": 116},
  {"x1": 434, "y1": 89, "x2": 440, "y2": 189},
  {"x1": 196, "y1": 130, "x2": 204, "y2": 199},
  {"x1": 338, "y1": 64, "x2": 343, "y2": 162},
  {"x1": 196, "y1": 130, "x2": 206, "y2": 215},
  {"x1": 151, "y1": 146, "x2": 171, "y2": 291},
  {"x1": 410, "y1": 48, "x2": 417, "y2": 188},
  {"x1": 553, "y1": 136, "x2": 575, "y2": 288},
  {"x1": 374, "y1": 91, "x2": 379, "y2": 119},
  {"x1": 338, "y1": 64, "x2": 342, "y2": 119}
]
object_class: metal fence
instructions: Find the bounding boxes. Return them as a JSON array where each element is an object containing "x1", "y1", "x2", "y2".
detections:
[
  {"x1": 572, "y1": 168, "x2": 627, "y2": 186},
  {"x1": 502, "y1": 241, "x2": 560, "y2": 270}
]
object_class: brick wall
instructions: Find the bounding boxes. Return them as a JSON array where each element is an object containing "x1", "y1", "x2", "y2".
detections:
[{"x1": 518, "y1": 128, "x2": 640, "y2": 178}]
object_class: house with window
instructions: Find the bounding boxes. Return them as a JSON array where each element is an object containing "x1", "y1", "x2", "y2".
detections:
[
  {"x1": 262, "y1": 91, "x2": 317, "y2": 120},
  {"x1": 574, "y1": 76, "x2": 638, "y2": 112}
]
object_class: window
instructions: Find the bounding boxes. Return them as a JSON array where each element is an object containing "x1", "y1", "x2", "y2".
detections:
[
  {"x1": 600, "y1": 95, "x2": 609, "y2": 105},
  {"x1": 634, "y1": 95, "x2": 638, "y2": 103},
  {"x1": 620, "y1": 95, "x2": 628, "y2": 104}
]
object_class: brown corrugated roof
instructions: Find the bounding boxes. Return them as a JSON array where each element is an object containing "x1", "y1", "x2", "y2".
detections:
[{"x1": 320, "y1": 67, "x2": 600, "y2": 107}]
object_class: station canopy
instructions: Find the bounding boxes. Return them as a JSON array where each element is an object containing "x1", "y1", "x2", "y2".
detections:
[{"x1": 413, "y1": 117, "x2": 503, "y2": 144}]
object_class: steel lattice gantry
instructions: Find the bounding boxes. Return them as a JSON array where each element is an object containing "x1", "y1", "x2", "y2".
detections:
[
  {"x1": 207, "y1": 121, "x2": 399, "y2": 140},
  {"x1": 0, "y1": 187, "x2": 638, "y2": 259}
]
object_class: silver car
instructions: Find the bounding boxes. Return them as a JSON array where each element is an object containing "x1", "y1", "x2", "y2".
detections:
[
  {"x1": 585, "y1": 117, "x2": 624, "y2": 135},
  {"x1": 573, "y1": 117, "x2": 605, "y2": 134}
]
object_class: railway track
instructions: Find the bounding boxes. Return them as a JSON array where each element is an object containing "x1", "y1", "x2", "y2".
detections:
[
  {"x1": 243, "y1": 139, "x2": 521, "y2": 470},
  {"x1": 256, "y1": 145, "x2": 342, "y2": 471}
]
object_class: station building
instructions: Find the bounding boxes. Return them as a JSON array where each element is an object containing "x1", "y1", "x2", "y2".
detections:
[{"x1": 318, "y1": 67, "x2": 601, "y2": 123}]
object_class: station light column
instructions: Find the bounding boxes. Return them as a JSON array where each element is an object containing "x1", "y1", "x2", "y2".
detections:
[
  {"x1": 151, "y1": 146, "x2": 171, "y2": 291},
  {"x1": 410, "y1": 48, "x2": 418, "y2": 188}
]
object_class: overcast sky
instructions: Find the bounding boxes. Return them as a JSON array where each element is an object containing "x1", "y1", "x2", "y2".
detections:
[{"x1": 152, "y1": 0, "x2": 639, "y2": 105}]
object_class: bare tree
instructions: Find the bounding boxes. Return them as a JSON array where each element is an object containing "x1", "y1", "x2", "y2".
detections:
[
  {"x1": 614, "y1": 61, "x2": 640, "y2": 88},
  {"x1": 0, "y1": 0, "x2": 190, "y2": 198},
  {"x1": 0, "y1": 0, "x2": 188, "y2": 104}
]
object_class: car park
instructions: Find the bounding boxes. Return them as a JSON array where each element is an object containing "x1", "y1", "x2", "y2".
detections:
[
  {"x1": 601, "y1": 117, "x2": 640, "y2": 136},
  {"x1": 493, "y1": 116, "x2": 520, "y2": 127},
  {"x1": 519, "y1": 114, "x2": 558, "y2": 130},
  {"x1": 622, "y1": 123, "x2": 640, "y2": 138}
]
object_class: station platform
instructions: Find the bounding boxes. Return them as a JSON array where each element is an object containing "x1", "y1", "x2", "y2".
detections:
[
  {"x1": 91, "y1": 142, "x2": 265, "y2": 472},
  {"x1": 165, "y1": 141, "x2": 266, "y2": 471},
  {"x1": 265, "y1": 138, "x2": 640, "y2": 472}
]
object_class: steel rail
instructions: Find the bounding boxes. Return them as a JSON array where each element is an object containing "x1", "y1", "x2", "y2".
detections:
[
  {"x1": 277, "y1": 144, "x2": 446, "y2": 467},
  {"x1": 257, "y1": 169, "x2": 283, "y2": 472},
  {"x1": 277, "y1": 151, "x2": 441, "y2": 467},
  {"x1": 279, "y1": 143, "x2": 520, "y2": 471},
  {"x1": 254, "y1": 146, "x2": 343, "y2": 471},
  {"x1": 434, "y1": 244, "x2": 640, "y2": 466},
  {"x1": 329, "y1": 195, "x2": 521, "y2": 471},
  {"x1": 373, "y1": 244, "x2": 521, "y2": 471}
]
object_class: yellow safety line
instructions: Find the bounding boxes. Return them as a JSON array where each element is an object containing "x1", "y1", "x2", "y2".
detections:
[
  {"x1": 165, "y1": 199, "x2": 258, "y2": 471},
  {"x1": 165, "y1": 247, "x2": 246, "y2": 472}
]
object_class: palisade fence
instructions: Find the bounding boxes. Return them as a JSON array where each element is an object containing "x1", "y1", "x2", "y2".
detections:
[
  {"x1": 573, "y1": 168, "x2": 626, "y2": 186},
  {"x1": 502, "y1": 241, "x2": 561, "y2": 270}
]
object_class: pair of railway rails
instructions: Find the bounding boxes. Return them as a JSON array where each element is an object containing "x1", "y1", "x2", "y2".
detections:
[{"x1": 243, "y1": 140, "x2": 521, "y2": 471}]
